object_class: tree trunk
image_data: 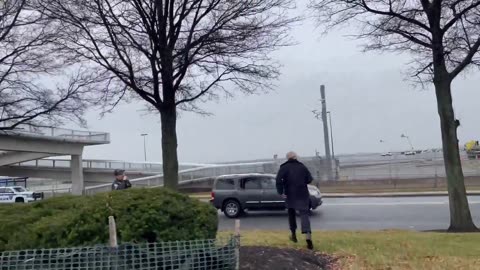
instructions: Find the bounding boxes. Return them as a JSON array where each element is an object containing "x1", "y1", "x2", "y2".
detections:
[
  {"x1": 160, "y1": 105, "x2": 179, "y2": 190},
  {"x1": 434, "y1": 79, "x2": 478, "y2": 232}
]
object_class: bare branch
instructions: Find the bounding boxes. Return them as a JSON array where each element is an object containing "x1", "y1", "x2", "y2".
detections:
[
  {"x1": 41, "y1": 0, "x2": 297, "y2": 111},
  {"x1": 442, "y1": 0, "x2": 480, "y2": 33},
  {"x1": 450, "y1": 36, "x2": 480, "y2": 78},
  {"x1": 360, "y1": 0, "x2": 431, "y2": 32},
  {"x1": 310, "y1": 0, "x2": 480, "y2": 82},
  {"x1": 0, "y1": 0, "x2": 98, "y2": 129}
]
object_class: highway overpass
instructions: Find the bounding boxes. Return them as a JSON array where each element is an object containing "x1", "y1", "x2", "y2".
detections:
[{"x1": 0, "y1": 125, "x2": 109, "y2": 194}]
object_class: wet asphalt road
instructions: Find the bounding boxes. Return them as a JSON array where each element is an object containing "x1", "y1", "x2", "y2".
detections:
[{"x1": 217, "y1": 196, "x2": 480, "y2": 231}]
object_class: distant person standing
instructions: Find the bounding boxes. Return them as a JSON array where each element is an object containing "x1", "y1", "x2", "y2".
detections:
[
  {"x1": 276, "y1": 151, "x2": 314, "y2": 250},
  {"x1": 112, "y1": 169, "x2": 132, "y2": 190}
]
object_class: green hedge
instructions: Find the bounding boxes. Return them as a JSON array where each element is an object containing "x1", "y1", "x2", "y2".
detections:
[{"x1": 0, "y1": 188, "x2": 218, "y2": 252}]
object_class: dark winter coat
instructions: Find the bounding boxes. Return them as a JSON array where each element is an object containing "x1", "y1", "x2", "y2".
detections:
[
  {"x1": 112, "y1": 179, "x2": 132, "y2": 190},
  {"x1": 275, "y1": 159, "x2": 313, "y2": 210}
]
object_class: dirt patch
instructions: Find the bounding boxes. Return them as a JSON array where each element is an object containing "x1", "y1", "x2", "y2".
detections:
[{"x1": 240, "y1": 246, "x2": 339, "y2": 270}]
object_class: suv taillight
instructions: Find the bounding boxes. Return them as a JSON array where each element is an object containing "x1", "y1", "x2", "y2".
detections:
[{"x1": 210, "y1": 192, "x2": 215, "y2": 200}]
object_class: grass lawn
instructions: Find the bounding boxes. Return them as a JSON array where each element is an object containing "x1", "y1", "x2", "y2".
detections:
[{"x1": 221, "y1": 230, "x2": 480, "y2": 270}]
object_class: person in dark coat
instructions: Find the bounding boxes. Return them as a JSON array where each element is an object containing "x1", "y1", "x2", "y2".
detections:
[
  {"x1": 276, "y1": 151, "x2": 314, "y2": 250},
  {"x1": 112, "y1": 169, "x2": 132, "y2": 190}
]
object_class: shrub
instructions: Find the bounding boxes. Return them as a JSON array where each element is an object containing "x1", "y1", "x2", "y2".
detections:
[
  {"x1": 0, "y1": 188, "x2": 218, "y2": 251},
  {"x1": 0, "y1": 195, "x2": 98, "y2": 251}
]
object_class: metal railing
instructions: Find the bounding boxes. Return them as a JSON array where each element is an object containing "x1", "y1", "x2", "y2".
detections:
[
  {"x1": 25, "y1": 154, "x2": 480, "y2": 194},
  {"x1": 12, "y1": 158, "x2": 214, "y2": 173},
  {"x1": 338, "y1": 158, "x2": 480, "y2": 181},
  {"x1": 15, "y1": 159, "x2": 165, "y2": 173},
  {"x1": 34, "y1": 158, "x2": 480, "y2": 195},
  {"x1": 32, "y1": 187, "x2": 73, "y2": 199},
  {"x1": 2, "y1": 123, "x2": 110, "y2": 143},
  {"x1": 84, "y1": 161, "x2": 276, "y2": 195}
]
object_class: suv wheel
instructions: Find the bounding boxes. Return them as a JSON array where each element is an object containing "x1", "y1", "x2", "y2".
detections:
[
  {"x1": 223, "y1": 200, "x2": 242, "y2": 218},
  {"x1": 15, "y1": 197, "x2": 25, "y2": 203}
]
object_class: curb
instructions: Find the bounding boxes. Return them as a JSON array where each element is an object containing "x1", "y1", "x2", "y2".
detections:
[
  {"x1": 323, "y1": 191, "x2": 480, "y2": 198},
  {"x1": 191, "y1": 191, "x2": 480, "y2": 199}
]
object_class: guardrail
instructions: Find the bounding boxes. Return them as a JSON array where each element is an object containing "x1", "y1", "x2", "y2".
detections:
[
  {"x1": 12, "y1": 158, "x2": 275, "y2": 178},
  {"x1": 34, "y1": 187, "x2": 73, "y2": 199},
  {"x1": 2, "y1": 123, "x2": 110, "y2": 143},
  {"x1": 84, "y1": 174, "x2": 162, "y2": 195},
  {"x1": 15, "y1": 159, "x2": 165, "y2": 173},
  {"x1": 12, "y1": 159, "x2": 215, "y2": 173},
  {"x1": 84, "y1": 161, "x2": 277, "y2": 195},
  {"x1": 341, "y1": 171, "x2": 480, "y2": 180}
]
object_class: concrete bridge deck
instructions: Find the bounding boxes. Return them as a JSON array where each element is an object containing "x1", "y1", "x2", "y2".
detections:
[{"x1": 0, "y1": 125, "x2": 110, "y2": 194}]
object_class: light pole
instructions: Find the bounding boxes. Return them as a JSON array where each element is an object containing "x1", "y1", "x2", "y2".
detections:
[
  {"x1": 401, "y1": 134, "x2": 414, "y2": 151},
  {"x1": 141, "y1": 133, "x2": 148, "y2": 162},
  {"x1": 380, "y1": 139, "x2": 393, "y2": 179},
  {"x1": 379, "y1": 139, "x2": 388, "y2": 152},
  {"x1": 379, "y1": 139, "x2": 385, "y2": 151},
  {"x1": 327, "y1": 111, "x2": 335, "y2": 160},
  {"x1": 313, "y1": 110, "x2": 336, "y2": 160},
  {"x1": 327, "y1": 111, "x2": 338, "y2": 181},
  {"x1": 313, "y1": 108, "x2": 337, "y2": 181}
]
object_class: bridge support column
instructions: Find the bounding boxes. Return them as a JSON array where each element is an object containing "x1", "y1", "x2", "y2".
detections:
[{"x1": 71, "y1": 154, "x2": 84, "y2": 195}]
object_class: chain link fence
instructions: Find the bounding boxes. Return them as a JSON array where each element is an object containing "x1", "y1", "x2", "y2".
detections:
[{"x1": 0, "y1": 237, "x2": 238, "y2": 270}]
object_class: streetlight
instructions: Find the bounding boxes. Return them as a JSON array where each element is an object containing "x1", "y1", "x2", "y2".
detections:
[
  {"x1": 141, "y1": 133, "x2": 148, "y2": 162},
  {"x1": 380, "y1": 139, "x2": 393, "y2": 179},
  {"x1": 312, "y1": 110, "x2": 336, "y2": 160},
  {"x1": 327, "y1": 111, "x2": 335, "y2": 160},
  {"x1": 379, "y1": 139, "x2": 389, "y2": 151},
  {"x1": 401, "y1": 134, "x2": 414, "y2": 150}
]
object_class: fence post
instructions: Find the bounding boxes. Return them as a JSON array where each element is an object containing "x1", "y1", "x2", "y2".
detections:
[
  {"x1": 109, "y1": 216, "x2": 118, "y2": 249},
  {"x1": 234, "y1": 219, "x2": 241, "y2": 270}
]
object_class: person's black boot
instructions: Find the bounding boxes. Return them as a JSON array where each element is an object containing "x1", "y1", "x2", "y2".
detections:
[
  {"x1": 306, "y1": 240, "x2": 314, "y2": 250},
  {"x1": 290, "y1": 232, "x2": 298, "y2": 243}
]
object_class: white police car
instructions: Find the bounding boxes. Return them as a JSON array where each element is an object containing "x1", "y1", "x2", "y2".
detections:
[{"x1": 0, "y1": 186, "x2": 43, "y2": 203}]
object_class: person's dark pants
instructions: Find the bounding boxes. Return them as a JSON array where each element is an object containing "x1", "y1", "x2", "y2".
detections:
[{"x1": 288, "y1": 208, "x2": 311, "y2": 234}]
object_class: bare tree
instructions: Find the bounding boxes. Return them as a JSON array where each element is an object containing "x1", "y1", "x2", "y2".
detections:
[
  {"x1": 0, "y1": 0, "x2": 97, "y2": 130},
  {"x1": 40, "y1": 0, "x2": 297, "y2": 189},
  {"x1": 310, "y1": 0, "x2": 480, "y2": 231}
]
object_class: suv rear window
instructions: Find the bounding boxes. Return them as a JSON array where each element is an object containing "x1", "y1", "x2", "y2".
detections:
[{"x1": 215, "y1": 178, "x2": 235, "y2": 190}]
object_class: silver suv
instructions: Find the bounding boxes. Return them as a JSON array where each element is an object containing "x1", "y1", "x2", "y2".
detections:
[{"x1": 210, "y1": 173, "x2": 322, "y2": 218}]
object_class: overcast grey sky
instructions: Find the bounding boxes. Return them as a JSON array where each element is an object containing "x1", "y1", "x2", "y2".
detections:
[{"x1": 80, "y1": 6, "x2": 480, "y2": 164}]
